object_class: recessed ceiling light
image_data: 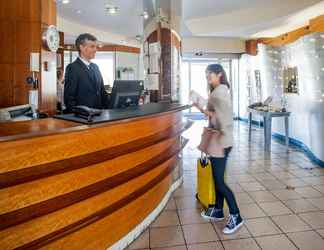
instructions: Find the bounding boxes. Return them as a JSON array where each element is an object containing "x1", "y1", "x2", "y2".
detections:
[
  {"x1": 62, "y1": 0, "x2": 70, "y2": 4},
  {"x1": 105, "y1": 5, "x2": 119, "y2": 15},
  {"x1": 76, "y1": 10, "x2": 82, "y2": 14},
  {"x1": 142, "y1": 11, "x2": 149, "y2": 19}
]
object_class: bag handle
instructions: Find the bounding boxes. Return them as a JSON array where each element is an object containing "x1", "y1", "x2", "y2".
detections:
[{"x1": 200, "y1": 151, "x2": 209, "y2": 168}]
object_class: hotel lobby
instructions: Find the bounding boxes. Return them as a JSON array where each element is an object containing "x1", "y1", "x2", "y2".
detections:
[{"x1": 1, "y1": 1, "x2": 324, "y2": 249}]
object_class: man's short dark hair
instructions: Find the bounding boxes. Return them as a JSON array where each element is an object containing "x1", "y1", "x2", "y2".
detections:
[{"x1": 75, "y1": 33, "x2": 97, "y2": 53}]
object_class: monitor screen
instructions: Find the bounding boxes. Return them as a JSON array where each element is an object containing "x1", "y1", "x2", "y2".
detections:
[{"x1": 109, "y1": 80, "x2": 144, "y2": 109}]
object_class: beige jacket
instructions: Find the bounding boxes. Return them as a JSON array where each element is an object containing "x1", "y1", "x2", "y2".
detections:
[{"x1": 207, "y1": 84, "x2": 234, "y2": 148}]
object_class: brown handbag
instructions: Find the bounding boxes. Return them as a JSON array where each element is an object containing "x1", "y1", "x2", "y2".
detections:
[{"x1": 198, "y1": 127, "x2": 224, "y2": 157}]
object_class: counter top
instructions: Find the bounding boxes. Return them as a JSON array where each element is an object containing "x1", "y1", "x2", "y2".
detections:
[
  {"x1": 0, "y1": 103, "x2": 190, "y2": 142},
  {"x1": 54, "y1": 103, "x2": 190, "y2": 124}
]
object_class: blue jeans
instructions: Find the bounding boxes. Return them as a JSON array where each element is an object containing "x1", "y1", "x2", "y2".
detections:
[{"x1": 210, "y1": 147, "x2": 240, "y2": 214}]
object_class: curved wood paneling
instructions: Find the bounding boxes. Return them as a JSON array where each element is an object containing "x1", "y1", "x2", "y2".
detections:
[
  {"x1": 0, "y1": 113, "x2": 181, "y2": 173},
  {"x1": 0, "y1": 118, "x2": 191, "y2": 188},
  {"x1": 0, "y1": 137, "x2": 178, "y2": 215},
  {"x1": 41, "y1": 172, "x2": 173, "y2": 250},
  {"x1": 0, "y1": 109, "x2": 191, "y2": 250},
  {"x1": 0, "y1": 139, "x2": 183, "y2": 230}
]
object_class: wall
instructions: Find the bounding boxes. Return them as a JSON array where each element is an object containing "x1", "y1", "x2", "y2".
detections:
[
  {"x1": 0, "y1": 0, "x2": 57, "y2": 114},
  {"x1": 239, "y1": 32, "x2": 324, "y2": 163},
  {"x1": 115, "y1": 52, "x2": 141, "y2": 80},
  {"x1": 182, "y1": 37, "x2": 246, "y2": 54}
]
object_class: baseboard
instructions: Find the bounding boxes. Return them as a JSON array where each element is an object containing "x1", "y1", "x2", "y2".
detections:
[
  {"x1": 272, "y1": 133, "x2": 324, "y2": 167},
  {"x1": 238, "y1": 116, "x2": 324, "y2": 167}
]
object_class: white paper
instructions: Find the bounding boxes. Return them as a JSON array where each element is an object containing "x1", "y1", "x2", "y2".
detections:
[{"x1": 189, "y1": 90, "x2": 207, "y2": 109}]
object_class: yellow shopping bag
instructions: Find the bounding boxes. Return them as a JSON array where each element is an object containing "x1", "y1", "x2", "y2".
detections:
[
  {"x1": 196, "y1": 155, "x2": 227, "y2": 209},
  {"x1": 196, "y1": 156, "x2": 216, "y2": 209}
]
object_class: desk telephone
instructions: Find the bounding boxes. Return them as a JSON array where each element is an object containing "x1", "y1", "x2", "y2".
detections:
[{"x1": 72, "y1": 105, "x2": 102, "y2": 122}]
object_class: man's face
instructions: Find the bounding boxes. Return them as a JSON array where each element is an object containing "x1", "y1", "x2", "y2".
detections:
[{"x1": 80, "y1": 39, "x2": 97, "y2": 60}]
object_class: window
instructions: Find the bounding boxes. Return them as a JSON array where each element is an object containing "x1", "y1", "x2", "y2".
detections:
[
  {"x1": 92, "y1": 52, "x2": 115, "y2": 86},
  {"x1": 63, "y1": 51, "x2": 115, "y2": 86},
  {"x1": 181, "y1": 59, "x2": 236, "y2": 114}
]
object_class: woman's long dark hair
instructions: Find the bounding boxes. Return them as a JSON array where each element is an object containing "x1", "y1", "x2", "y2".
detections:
[{"x1": 206, "y1": 64, "x2": 230, "y2": 92}]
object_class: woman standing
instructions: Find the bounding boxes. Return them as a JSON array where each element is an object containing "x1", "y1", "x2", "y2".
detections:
[{"x1": 194, "y1": 64, "x2": 243, "y2": 234}]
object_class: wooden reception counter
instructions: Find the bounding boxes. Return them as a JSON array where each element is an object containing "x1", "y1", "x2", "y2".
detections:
[{"x1": 0, "y1": 103, "x2": 191, "y2": 250}]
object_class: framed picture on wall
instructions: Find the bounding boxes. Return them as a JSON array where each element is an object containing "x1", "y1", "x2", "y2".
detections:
[
  {"x1": 254, "y1": 70, "x2": 262, "y2": 102},
  {"x1": 283, "y1": 66, "x2": 299, "y2": 94}
]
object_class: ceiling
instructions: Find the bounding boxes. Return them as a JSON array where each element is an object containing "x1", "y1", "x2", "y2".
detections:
[
  {"x1": 57, "y1": 0, "x2": 144, "y2": 44},
  {"x1": 181, "y1": 0, "x2": 324, "y2": 38},
  {"x1": 57, "y1": 0, "x2": 324, "y2": 45}
]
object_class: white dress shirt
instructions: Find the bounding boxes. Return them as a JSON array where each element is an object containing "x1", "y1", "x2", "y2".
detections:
[{"x1": 79, "y1": 56, "x2": 91, "y2": 68}]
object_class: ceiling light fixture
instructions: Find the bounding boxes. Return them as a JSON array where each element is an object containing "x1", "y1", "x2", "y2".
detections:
[
  {"x1": 105, "y1": 4, "x2": 119, "y2": 15},
  {"x1": 142, "y1": 11, "x2": 149, "y2": 19},
  {"x1": 62, "y1": 0, "x2": 70, "y2": 4}
]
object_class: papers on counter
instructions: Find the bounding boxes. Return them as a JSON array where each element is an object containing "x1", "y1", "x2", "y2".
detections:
[{"x1": 189, "y1": 90, "x2": 207, "y2": 110}]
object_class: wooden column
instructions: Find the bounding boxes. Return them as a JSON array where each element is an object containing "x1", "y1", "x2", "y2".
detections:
[{"x1": 0, "y1": 0, "x2": 57, "y2": 115}]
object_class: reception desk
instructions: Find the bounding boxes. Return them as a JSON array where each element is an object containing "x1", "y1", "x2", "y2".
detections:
[{"x1": 0, "y1": 103, "x2": 191, "y2": 250}]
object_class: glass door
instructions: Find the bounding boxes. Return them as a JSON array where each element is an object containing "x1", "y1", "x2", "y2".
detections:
[
  {"x1": 181, "y1": 59, "x2": 235, "y2": 114},
  {"x1": 190, "y1": 62, "x2": 210, "y2": 112}
]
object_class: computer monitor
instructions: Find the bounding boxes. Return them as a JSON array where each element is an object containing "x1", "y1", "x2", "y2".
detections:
[{"x1": 109, "y1": 80, "x2": 144, "y2": 109}]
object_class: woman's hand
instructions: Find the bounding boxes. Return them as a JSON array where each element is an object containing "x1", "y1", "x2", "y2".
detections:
[
  {"x1": 192, "y1": 102, "x2": 203, "y2": 112},
  {"x1": 192, "y1": 103, "x2": 214, "y2": 118},
  {"x1": 203, "y1": 110, "x2": 214, "y2": 118}
]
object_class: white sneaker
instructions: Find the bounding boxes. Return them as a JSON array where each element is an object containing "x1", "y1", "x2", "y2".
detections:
[
  {"x1": 201, "y1": 207, "x2": 224, "y2": 221},
  {"x1": 223, "y1": 214, "x2": 244, "y2": 234}
]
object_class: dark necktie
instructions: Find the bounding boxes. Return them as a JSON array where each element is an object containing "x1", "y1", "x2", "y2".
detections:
[
  {"x1": 89, "y1": 63, "x2": 100, "y2": 96},
  {"x1": 88, "y1": 63, "x2": 97, "y2": 82}
]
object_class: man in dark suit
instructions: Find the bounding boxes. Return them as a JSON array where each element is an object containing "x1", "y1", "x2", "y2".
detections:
[{"x1": 64, "y1": 33, "x2": 110, "y2": 112}]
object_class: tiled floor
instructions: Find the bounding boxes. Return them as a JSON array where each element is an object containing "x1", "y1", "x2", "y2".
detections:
[{"x1": 127, "y1": 121, "x2": 324, "y2": 250}]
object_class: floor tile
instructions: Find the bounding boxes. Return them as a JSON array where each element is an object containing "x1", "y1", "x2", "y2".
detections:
[
  {"x1": 222, "y1": 238, "x2": 260, "y2": 250},
  {"x1": 235, "y1": 192, "x2": 255, "y2": 205},
  {"x1": 239, "y1": 203, "x2": 266, "y2": 219},
  {"x1": 294, "y1": 187, "x2": 324, "y2": 198},
  {"x1": 258, "y1": 201, "x2": 292, "y2": 216},
  {"x1": 150, "y1": 226, "x2": 185, "y2": 248},
  {"x1": 271, "y1": 189, "x2": 302, "y2": 201},
  {"x1": 298, "y1": 211, "x2": 324, "y2": 229},
  {"x1": 307, "y1": 197, "x2": 324, "y2": 210},
  {"x1": 245, "y1": 217, "x2": 282, "y2": 237},
  {"x1": 271, "y1": 214, "x2": 311, "y2": 233},
  {"x1": 316, "y1": 229, "x2": 324, "y2": 238},
  {"x1": 255, "y1": 234, "x2": 297, "y2": 250},
  {"x1": 212, "y1": 221, "x2": 252, "y2": 240},
  {"x1": 271, "y1": 171, "x2": 297, "y2": 180},
  {"x1": 151, "y1": 210, "x2": 180, "y2": 228},
  {"x1": 313, "y1": 184, "x2": 324, "y2": 194},
  {"x1": 187, "y1": 242, "x2": 224, "y2": 250},
  {"x1": 175, "y1": 197, "x2": 202, "y2": 210},
  {"x1": 280, "y1": 178, "x2": 309, "y2": 188},
  {"x1": 182, "y1": 223, "x2": 219, "y2": 244},
  {"x1": 283, "y1": 199, "x2": 319, "y2": 213},
  {"x1": 151, "y1": 246, "x2": 187, "y2": 250},
  {"x1": 127, "y1": 229, "x2": 149, "y2": 250},
  {"x1": 165, "y1": 198, "x2": 177, "y2": 210},
  {"x1": 178, "y1": 208, "x2": 208, "y2": 225},
  {"x1": 261, "y1": 180, "x2": 286, "y2": 190},
  {"x1": 239, "y1": 181, "x2": 266, "y2": 192},
  {"x1": 287, "y1": 231, "x2": 324, "y2": 250},
  {"x1": 248, "y1": 190, "x2": 279, "y2": 203}
]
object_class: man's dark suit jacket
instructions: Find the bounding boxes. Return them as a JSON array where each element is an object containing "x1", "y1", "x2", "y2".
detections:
[{"x1": 64, "y1": 57, "x2": 110, "y2": 112}]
